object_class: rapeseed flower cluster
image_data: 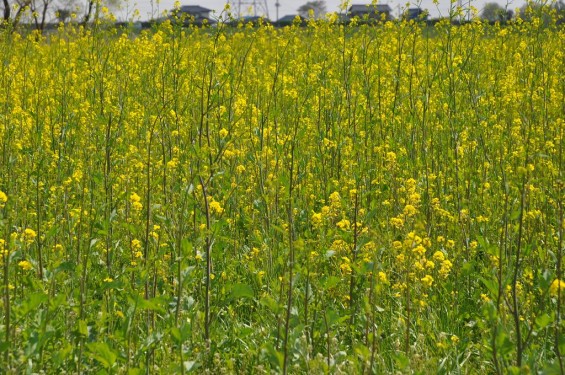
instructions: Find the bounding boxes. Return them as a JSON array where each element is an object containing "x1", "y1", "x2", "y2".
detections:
[{"x1": 0, "y1": 190, "x2": 7, "y2": 208}]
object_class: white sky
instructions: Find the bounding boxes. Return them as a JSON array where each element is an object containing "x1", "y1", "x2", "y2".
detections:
[{"x1": 115, "y1": 0, "x2": 526, "y2": 21}]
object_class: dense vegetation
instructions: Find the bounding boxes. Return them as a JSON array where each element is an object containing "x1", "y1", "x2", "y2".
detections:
[{"x1": 0, "y1": 12, "x2": 564, "y2": 373}]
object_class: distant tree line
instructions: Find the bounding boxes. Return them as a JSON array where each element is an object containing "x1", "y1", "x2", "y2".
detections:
[
  {"x1": 481, "y1": 0, "x2": 565, "y2": 23},
  {"x1": 1, "y1": 0, "x2": 120, "y2": 31}
]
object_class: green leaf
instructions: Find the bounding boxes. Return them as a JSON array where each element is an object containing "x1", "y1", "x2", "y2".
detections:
[
  {"x1": 480, "y1": 277, "x2": 498, "y2": 299},
  {"x1": 541, "y1": 361, "x2": 565, "y2": 375},
  {"x1": 260, "y1": 295, "x2": 280, "y2": 313},
  {"x1": 394, "y1": 352, "x2": 409, "y2": 370},
  {"x1": 55, "y1": 261, "x2": 76, "y2": 274},
  {"x1": 86, "y1": 342, "x2": 117, "y2": 369},
  {"x1": 325, "y1": 309, "x2": 348, "y2": 327},
  {"x1": 78, "y1": 319, "x2": 89, "y2": 337},
  {"x1": 510, "y1": 208, "x2": 521, "y2": 221},
  {"x1": 0, "y1": 341, "x2": 9, "y2": 352},
  {"x1": 89, "y1": 238, "x2": 100, "y2": 249},
  {"x1": 181, "y1": 238, "x2": 192, "y2": 257},
  {"x1": 52, "y1": 342, "x2": 72, "y2": 367},
  {"x1": 322, "y1": 276, "x2": 341, "y2": 289},
  {"x1": 170, "y1": 327, "x2": 181, "y2": 343},
  {"x1": 21, "y1": 292, "x2": 48, "y2": 316},
  {"x1": 558, "y1": 333, "x2": 565, "y2": 354},
  {"x1": 262, "y1": 343, "x2": 283, "y2": 370},
  {"x1": 183, "y1": 361, "x2": 196, "y2": 372},
  {"x1": 475, "y1": 234, "x2": 497, "y2": 256},
  {"x1": 535, "y1": 313, "x2": 553, "y2": 330},
  {"x1": 495, "y1": 330, "x2": 513, "y2": 357},
  {"x1": 354, "y1": 343, "x2": 370, "y2": 360},
  {"x1": 230, "y1": 283, "x2": 254, "y2": 299},
  {"x1": 133, "y1": 296, "x2": 167, "y2": 313}
]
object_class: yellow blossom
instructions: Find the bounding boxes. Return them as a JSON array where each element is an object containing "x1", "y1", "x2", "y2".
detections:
[
  {"x1": 0, "y1": 190, "x2": 7, "y2": 207},
  {"x1": 311, "y1": 212, "x2": 322, "y2": 227},
  {"x1": 403, "y1": 204, "x2": 417, "y2": 217},
  {"x1": 433, "y1": 251, "x2": 445, "y2": 262},
  {"x1": 390, "y1": 217, "x2": 404, "y2": 229},
  {"x1": 439, "y1": 259, "x2": 453, "y2": 278},
  {"x1": 421, "y1": 274, "x2": 434, "y2": 287},
  {"x1": 18, "y1": 260, "x2": 33, "y2": 271},
  {"x1": 22, "y1": 228, "x2": 37, "y2": 244},
  {"x1": 412, "y1": 245, "x2": 426, "y2": 256},
  {"x1": 378, "y1": 271, "x2": 388, "y2": 283},
  {"x1": 131, "y1": 239, "x2": 142, "y2": 250},
  {"x1": 549, "y1": 279, "x2": 565, "y2": 297},
  {"x1": 209, "y1": 200, "x2": 224, "y2": 214},
  {"x1": 130, "y1": 192, "x2": 143, "y2": 211},
  {"x1": 336, "y1": 219, "x2": 350, "y2": 230}
]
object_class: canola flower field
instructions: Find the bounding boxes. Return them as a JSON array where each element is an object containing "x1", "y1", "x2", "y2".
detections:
[{"x1": 0, "y1": 12, "x2": 564, "y2": 374}]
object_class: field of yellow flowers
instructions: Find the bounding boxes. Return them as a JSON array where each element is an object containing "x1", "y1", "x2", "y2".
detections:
[{"x1": 0, "y1": 12, "x2": 564, "y2": 374}]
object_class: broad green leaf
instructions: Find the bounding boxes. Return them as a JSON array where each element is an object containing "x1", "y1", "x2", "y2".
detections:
[
  {"x1": 260, "y1": 295, "x2": 280, "y2": 313},
  {"x1": 480, "y1": 277, "x2": 498, "y2": 299},
  {"x1": 134, "y1": 296, "x2": 167, "y2": 313},
  {"x1": 78, "y1": 319, "x2": 88, "y2": 337},
  {"x1": 230, "y1": 283, "x2": 254, "y2": 299},
  {"x1": 170, "y1": 327, "x2": 181, "y2": 343},
  {"x1": 535, "y1": 313, "x2": 553, "y2": 330},
  {"x1": 21, "y1": 292, "x2": 48, "y2": 316},
  {"x1": 354, "y1": 343, "x2": 370, "y2": 360},
  {"x1": 181, "y1": 238, "x2": 192, "y2": 257},
  {"x1": 541, "y1": 361, "x2": 565, "y2": 375},
  {"x1": 184, "y1": 361, "x2": 196, "y2": 372},
  {"x1": 325, "y1": 310, "x2": 348, "y2": 327},
  {"x1": 322, "y1": 276, "x2": 341, "y2": 289},
  {"x1": 86, "y1": 342, "x2": 117, "y2": 369},
  {"x1": 262, "y1": 343, "x2": 283, "y2": 370},
  {"x1": 394, "y1": 352, "x2": 409, "y2": 370},
  {"x1": 495, "y1": 330, "x2": 513, "y2": 357}
]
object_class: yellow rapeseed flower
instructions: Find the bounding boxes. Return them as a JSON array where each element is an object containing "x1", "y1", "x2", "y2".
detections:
[
  {"x1": 311, "y1": 212, "x2": 322, "y2": 227},
  {"x1": 433, "y1": 251, "x2": 445, "y2": 262},
  {"x1": 209, "y1": 200, "x2": 224, "y2": 215},
  {"x1": 403, "y1": 204, "x2": 417, "y2": 217},
  {"x1": 18, "y1": 260, "x2": 33, "y2": 271},
  {"x1": 549, "y1": 279, "x2": 565, "y2": 297},
  {"x1": 131, "y1": 239, "x2": 142, "y2": 250},
  {"x1": 421, "y1": 274, "x2": 434, "y2": 287},
  {"x1": 412, "y1": 245, "x2": 426, "y2": 256},
  {"x1": 336, "y1": 219, "x2": 350, "y2": 230},
  {"x1": 378, "y1": 271, "x2": 388, "y2": 283},
  {"x1": 22, "y1": 228, "x2": 37, "y2": 244},
  {"x1": 0, "y1": 190, "x2": 7, "y2": 207},
  {"x1": 130, "y1": 192, "x2": 143, "y2": 211}
]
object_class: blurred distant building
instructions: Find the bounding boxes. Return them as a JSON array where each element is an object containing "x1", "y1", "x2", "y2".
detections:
[
  {"x1": 348, "y1": 4, "x2": 393, "y2": 21},
  {"x1": 403, "y1": 7, "x2": 428, "y2": 21},
  {"x1": 171, "y1": 5, "x2": 216, "y2": 25},
  {"x1": 275, "y1": 14, "x2": 306, "y2": 26}
]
